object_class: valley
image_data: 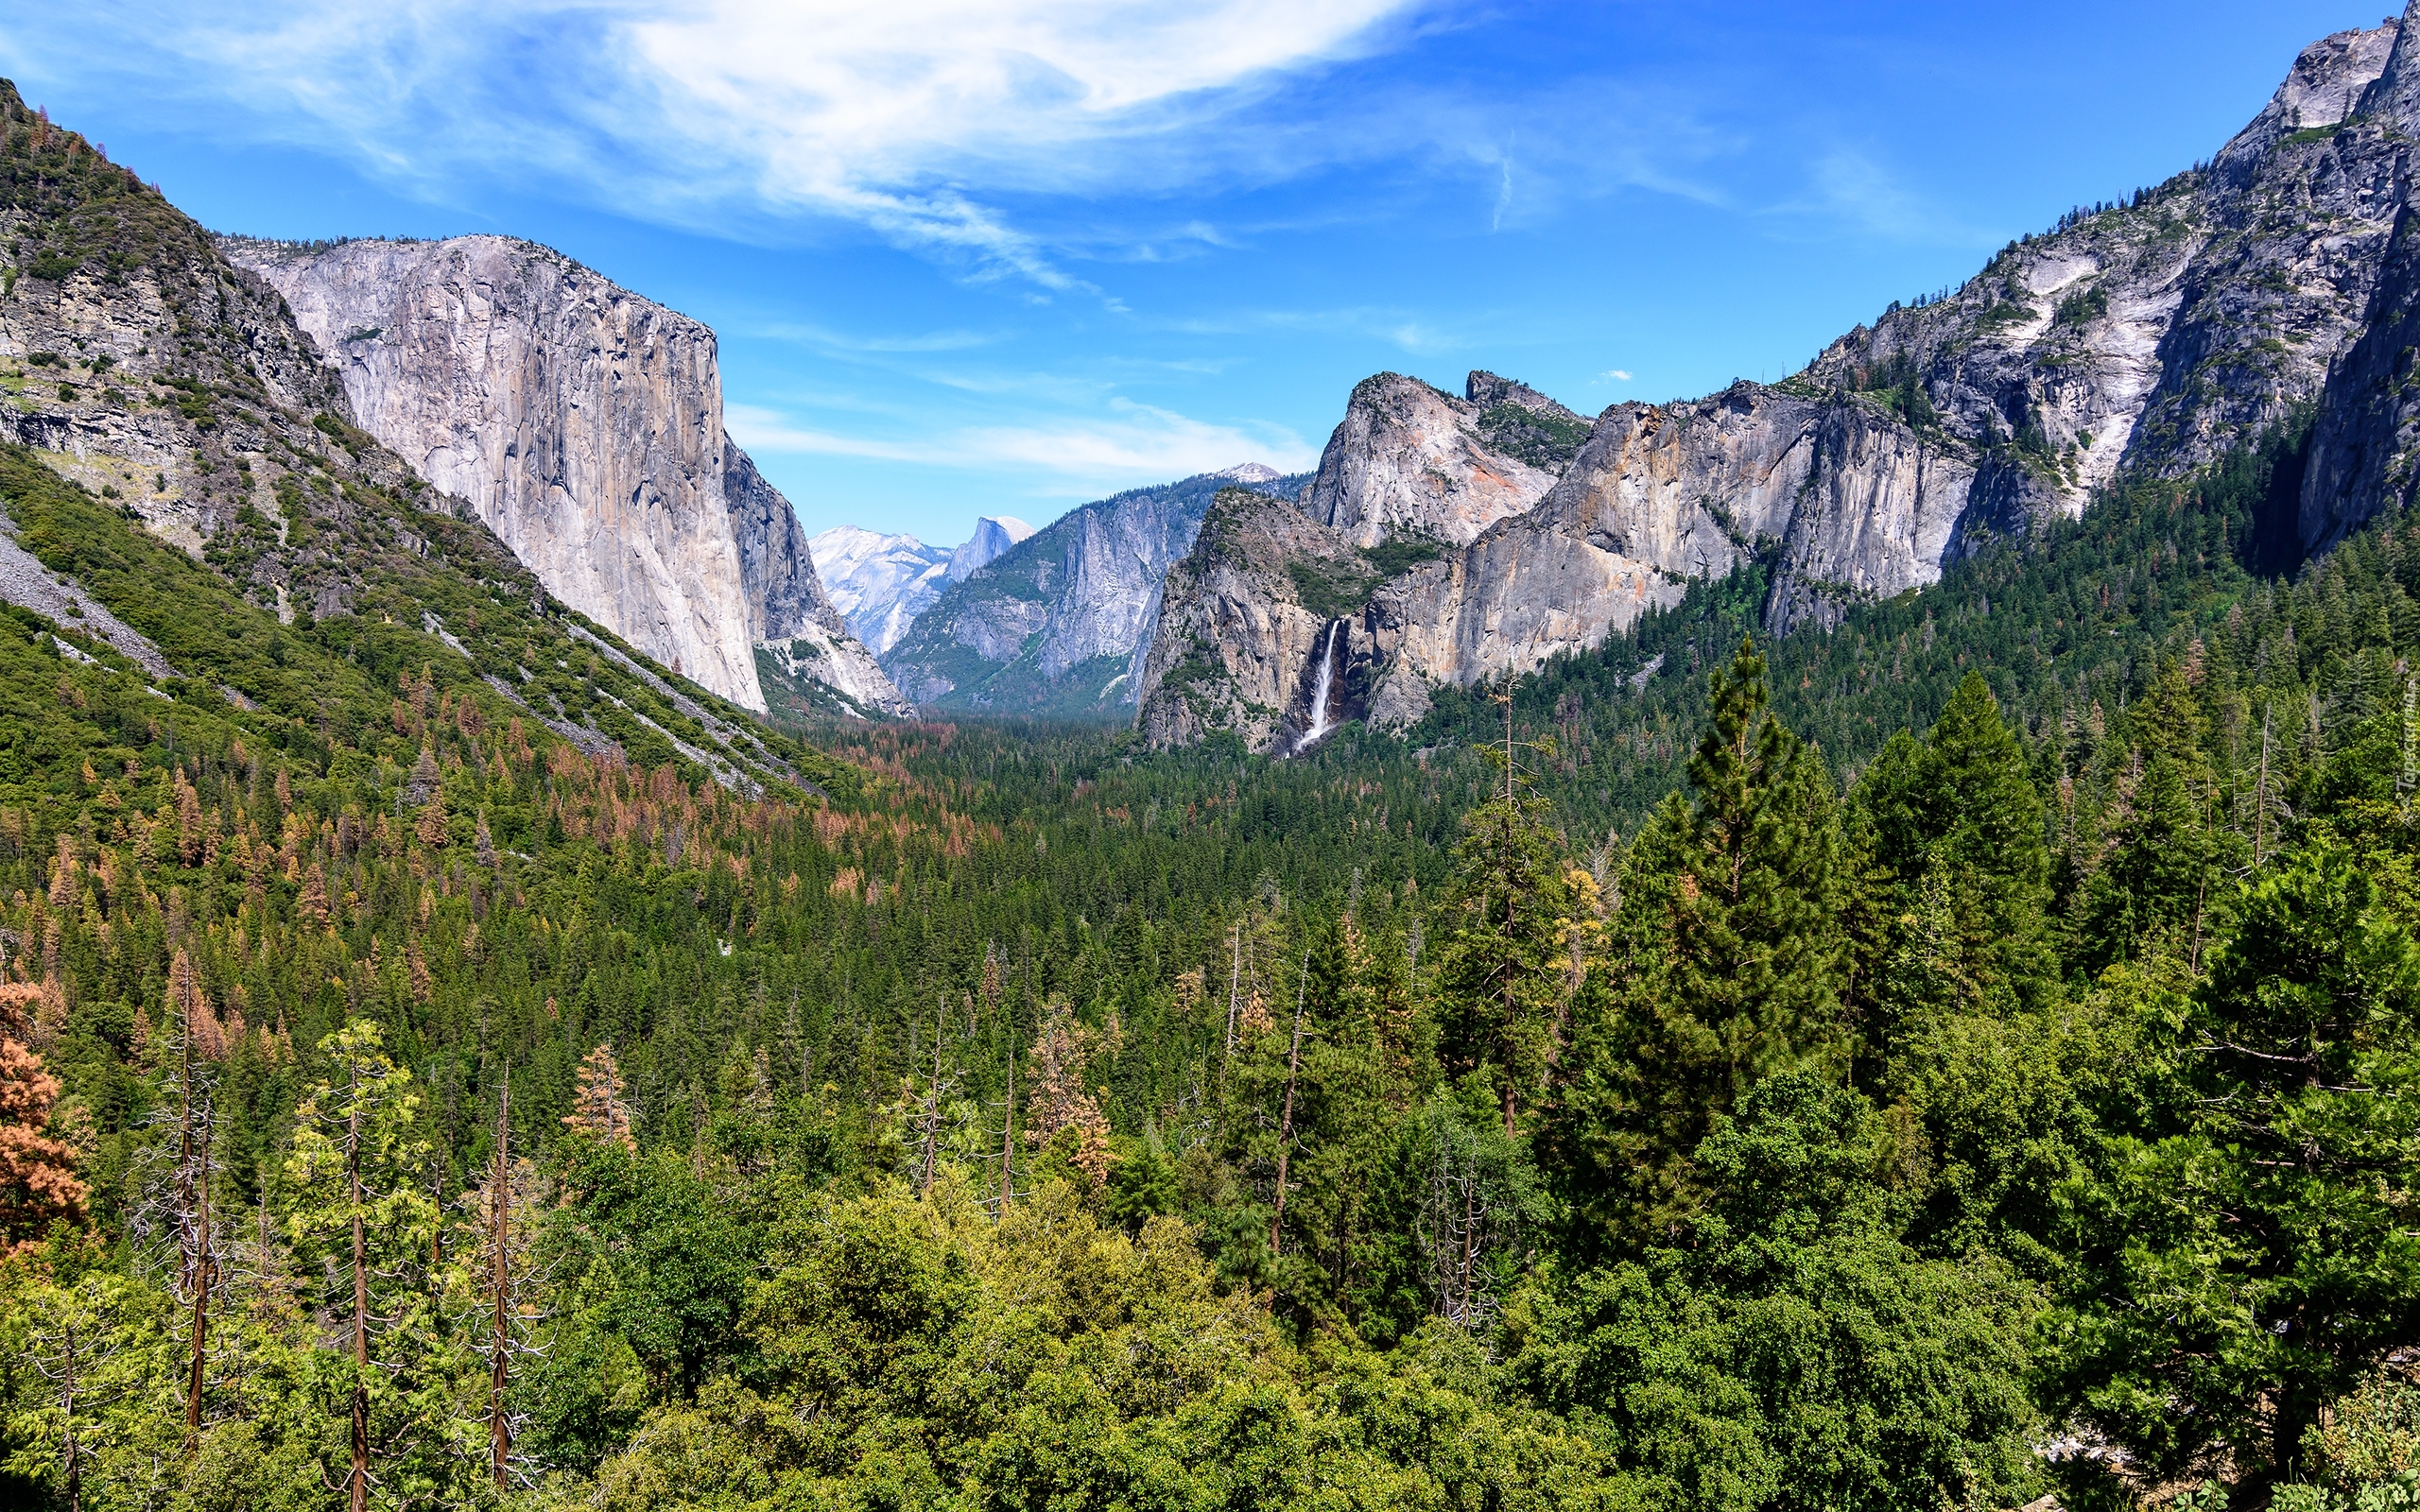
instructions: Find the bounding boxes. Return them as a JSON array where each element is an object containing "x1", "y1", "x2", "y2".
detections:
[{"x1": 3, "y1": 11, "x2": 2420, "y2": 1512}]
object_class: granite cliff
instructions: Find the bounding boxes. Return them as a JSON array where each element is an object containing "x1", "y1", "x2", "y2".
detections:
[
  {"x1": 811, "y1": 514, "x2": 1033, "y2": 656},
  {"x1": 0, "y1": 81, "x2": 824, "y2": 792},
  {"x1": 223, "y1": 234, "x2": 906, "y2": 717},
  {"x1": 1140, "y1": 9, "x2": 2420, "y2": 751},
  {"x1": 1134, "y1": 487, "x2": 1381, "y2": 751},
  {"x1": 881, "y1": 465, "x2": 1302, "y2": 716},
  {"x1": 1306, "y1": 371, "x2": 1582, "y2": 548}
]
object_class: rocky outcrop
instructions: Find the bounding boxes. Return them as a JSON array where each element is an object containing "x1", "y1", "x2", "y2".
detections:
[
  {"x1": 1306, "y1": 372, "x2": 1576, "y2": 548},
  {"x1": 224, "y1": 233, "x2": 899, "y2": 717},
  {"x1": 2300, "y1": 207, "x2": 2420, "y2": 552},
  {"x1": 725, "y1": 443, "x2": 914, "y2": 717},
  {"x1": 1143, "y1": 10, "x2": 2420, "y2": 748},
  {"x1": 882, "y1": 468, "x2": 1303, "y2": 715},
  {"x1": 810, "y1": 526, "x2": 952, "y2": 654},
  {"x1": 947, "y1": 515, "x2": 1035, "y2": 582},
  {"x1": 1810, "y1": 15, "x2": 2405, "y2": 513},
  {"x1": 810, "y1": 515, "x2": 1033, "y2": 655},
  {"x1": 0, "y1": 83, "x2": 821, "y2": 791},
  {"x1": 1134, "y1": 489, "x2": 1376, "y2": 752}
]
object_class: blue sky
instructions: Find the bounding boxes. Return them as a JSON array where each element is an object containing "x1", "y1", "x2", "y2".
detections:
[{"x1": 0, "y1": 1, "x2": 2385, "y2": 547}]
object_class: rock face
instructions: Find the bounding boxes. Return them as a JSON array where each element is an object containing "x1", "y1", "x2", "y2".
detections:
[
  {"x1": 810, "y1": 526, "x2": 952, "y2": 654},
  {"x1": 948, "y1": 515, "x2": 1036, "y2": 582},
  {"x1": 811, "y1": 515, "x2": 1033, "y2": 655},
  {"x1": 881, "y1": 467, "x2": 1304, "y2": 715},
  {"x1": 727, "y1": 444, "x2": 915, "y2": 717},
  {"x1": 1142, "y1": 9, "x2": 2420, "y2": 750},
  {"x1": 0, "y1": 82, "x2": 819, "y2": 791},
  {"x1": 1134, "y1": 489, "x2": 1379, "y2": 752},
  {"x1": 1306, "y1": 371, "x2": 1578, "y2": 548},
  {"x1": 224, "y1": 233, "x2": 902, "y2": 716}
]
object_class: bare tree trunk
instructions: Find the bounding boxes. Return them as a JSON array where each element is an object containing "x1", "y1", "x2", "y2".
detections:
[
  {"x1": 185, "y1": 1158, "x2": 211, "y2": 1438},
  {"x1": 997, "y1": 1053, "x2": 1015, "y2": 1214},
  {"x1": 1459, "y1": 1177, "x2": 1477, "y2": 1322},
  {"x1": 2256, "y1": 701, "x2": 2272, "y2": 866},
  {"x1": 1225, "y1": 924, "x2": 1241, "y2": 1058},
  {"x1": 63, "y1": 1317, "x2": 81, "y2": 1512},
  {"x1": 348, "y1": 1073, "x2": 369, "y2": 1512},
  {"x1": 1269, "y1": 947, "x2": 1310, "y2": 1258},
  {"x1": 920, "y1": 1000, "x2": 943, "y2": 1195},
  {"x1": 179, "y1": 1030, "x2": 213, "y2": 1441},
  {"x1": 489, "y1": 1073, "x2": 511, "y2": 1489}
]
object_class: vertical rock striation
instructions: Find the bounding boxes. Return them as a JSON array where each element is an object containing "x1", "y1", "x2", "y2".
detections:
[
  {"x1": 881, "y1": 467, "x2": 1304, "y2": 715},
  {"x1": 225, "y1": 233, "x2": 904, "y2": 716},
  {"x1": 1141, "y1": 9, "x2": 2420, "y2": 750},
  {"x1": 725, "y1": 442, "x2": 913, "y2": 716}
]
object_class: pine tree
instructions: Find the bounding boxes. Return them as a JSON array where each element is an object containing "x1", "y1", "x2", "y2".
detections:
[
  {"x1": 416, "y1": 788, "x2": 449, "y2": 850},
  {"x1": 285, "y1": 1019, "x2": 446, "y2": 1512},
  {"x1": 1431, "y1": 700, "x2": 1578, "y2": 1136},
  {"x1": 2053, "y1": 844, "x2": 2420, "y2": 1483},
  {"x1": 1553, "y1": 640, "x2": 1846, "y2": 1244},
  {"x1": 2071, "y1": 661, "x2": 2231, "y2": 973},
  {"x1": 1847, "y1": 672, "x2": 2053, "y2": 1074}
]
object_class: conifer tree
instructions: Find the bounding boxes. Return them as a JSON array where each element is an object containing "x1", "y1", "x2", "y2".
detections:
[
  {"x1": 1553, "y1": 639, "x2": 1846, "y2": 1243},
  {"x1": 0, "y1": 1027, "x2": 85, "y2": 1251},
  {"x1": 1846, "y1": 672, "x2": 2053, "y2": 1072},
  {"x1": 285, "y1": 1020, "x2": 444, "y2": 1512},
  {"x1": 563, "y1": 1043, "x2": 636, "y2": 1150},
  {"x1": 2053, "y1": 844, "x2": 2420, "y2": 1483},
  {"x1": 2071, "y1": 662, "x2": 2231, "y2": 973},
  {"x1": 1431, "y1": 687, "x2": 1578, "y2": 1136}
]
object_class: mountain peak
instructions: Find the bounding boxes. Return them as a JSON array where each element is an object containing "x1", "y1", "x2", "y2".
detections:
[
  {"x1": 947, "y1": 515, "x2": 1038, "y2": 583},
  {"x1": 1216, "y1": 462, "x2": 1283, "y2": 483}
]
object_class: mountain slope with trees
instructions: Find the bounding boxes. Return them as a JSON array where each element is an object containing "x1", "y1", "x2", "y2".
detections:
[{"x1": 6, "y1": 27, "x2": 2420, "y2": 1512}]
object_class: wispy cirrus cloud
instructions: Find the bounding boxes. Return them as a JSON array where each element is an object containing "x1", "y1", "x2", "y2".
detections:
[
  {"x1": 3, "y1": 0, "x2": 1418, "y2": 286},
  {"x1": 727, "y1": 397, "x2": 1319, "y2": 490}
]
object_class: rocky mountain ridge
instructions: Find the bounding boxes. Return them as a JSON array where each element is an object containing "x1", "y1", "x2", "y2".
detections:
[
  {"x1": 1138, "y1": 9, "x2": 2420, "y2": 752},
  {"x1": 880, "y1": 465, "x2": 1305, "y2": 716},
  {"x1": 222, "y1": 234, "x2": 908, "y2": 718},
  {"x1": 810, "y1": 513, "x2": 1033, "y2": 655},
  {"x1": 0, "y1": 81, "x2": 828, "y2": 792},
  {"x1": 1307, "y1": 370, "x2": 1581, "y2": 549}
]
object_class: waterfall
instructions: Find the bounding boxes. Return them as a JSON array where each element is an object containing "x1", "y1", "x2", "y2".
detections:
[{"x1": 1294, "y1": 622, "x2": 1342, "y2": 754}]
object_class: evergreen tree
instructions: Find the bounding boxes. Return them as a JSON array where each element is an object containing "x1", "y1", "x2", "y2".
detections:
[
  {"x1": 2069, "y1": 661, "x2": 2233, "y2": 974},
  {"x1": 1847, "y1": 672, "x2": 2052, "y2": 1075},
  {"x1": 2050, "y1": 844, "x2": 2420, "y2": 1487},
  {"x1": 1552, "y1": 640, "x2": 1846, "y2": 1244},
  {"x1": 285, "y1": 1020, "x2": 455, "y2": 1512},
  {"x1": 1430, "y1": 777, "x2": 1576, "y2": 1137}
]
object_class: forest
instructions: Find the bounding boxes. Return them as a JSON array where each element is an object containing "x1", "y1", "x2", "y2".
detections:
[{"x1": 4, "y1": 405, "x2": 2420, "y2": 1512}]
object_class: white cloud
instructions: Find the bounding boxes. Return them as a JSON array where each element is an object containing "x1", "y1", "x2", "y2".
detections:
[
  {"x1": 1600, "y1": 369, "x2": 1633, "y2": 381},
  {"x1": 728, "y1": 398, "x2": 1319, "y2": 489},
  {"x1": 1766, "y1": 148, "x2": 1992, "y2": 247},
  {"x1": 10, "y1": 0, "x2": 1415, "y2": 283},
  {"x1": 724, "y1": 404, "x2": 937, "y2": 461},
  {"x1": 965, "y1": 398, "x2": 1318, "y2": 481}
]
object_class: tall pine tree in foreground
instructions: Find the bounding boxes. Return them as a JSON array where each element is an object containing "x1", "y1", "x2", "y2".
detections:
[{"x1": 1552, "y1": 639, "x2": 1846, "y2": 1245}]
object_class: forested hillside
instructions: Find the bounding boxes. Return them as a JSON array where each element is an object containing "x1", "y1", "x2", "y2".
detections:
[
  {"x1": 5, "y1": 376, "x2": 2420, "y2": 1509},
  {"x1": 9, "y1": 51, "x2": 2420, "y2": 1512}
]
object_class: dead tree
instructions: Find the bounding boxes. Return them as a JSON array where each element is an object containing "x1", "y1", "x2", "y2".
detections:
[
  {"x1": 1268, "y1": 946, "x2": 1311, "y2": 1258},
  {"x1": 128, "y1": 986, "x2": 224, "y2": 1443},
  {"x1": 456, "y1": 1069, "x2": 550, "y2": 1491}
]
